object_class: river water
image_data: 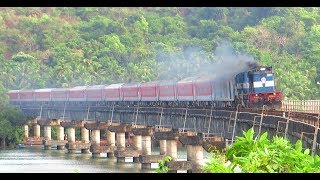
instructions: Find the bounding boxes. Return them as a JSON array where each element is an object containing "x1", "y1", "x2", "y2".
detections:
[{"x1": 0, "y1": 146, "x2": 211, "y2": 173}]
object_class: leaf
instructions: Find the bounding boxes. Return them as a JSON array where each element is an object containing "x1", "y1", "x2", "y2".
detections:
[
  {"x1": 304, "y1": 149, "x2": 310, "y2": 155},
  {"x1": 164, "y1": 156, "x2": 172, "y2": 162},
  {"x1": 295, "y1": 140, "x2": 303, "y2": 152},
  {"x1": 259, "y1": 132, "x2": 268, "y2": 143}
]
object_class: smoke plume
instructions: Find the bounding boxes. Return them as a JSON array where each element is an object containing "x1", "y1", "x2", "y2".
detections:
[{"x1": 156, "y1": 41, "x2": 259, "y2": 81}]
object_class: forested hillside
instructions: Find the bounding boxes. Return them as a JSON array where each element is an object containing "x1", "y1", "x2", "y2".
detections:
[{"x1": 0, "y1": 7, "x2": 319, "y2": 100}]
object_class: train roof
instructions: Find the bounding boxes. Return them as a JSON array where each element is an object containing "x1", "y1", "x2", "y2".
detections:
[
  {"x1": 122, "y1": 82, "x2": 141, "y2": 87},
  {"x1": 8, "y1": 90, "x2": 20, "y2": 93},
  {"x1": 87, "y1": 85, "x2": 107, "y2": 89},
  {"x1": 70, "y1": 86, "x2": 87, "y2": 91},
  {"x1": 19, "y1": 89, "x2": 34, "y2": 92},
  {"x1": 140, "y1": 81, "x2": 159, "y2": 86},
  {"x1": 52, "y1": 88, "x2": 70, "y2": 91},
  {"x1": 105, "y1": 83, "x2": 124, "y2": 89},
  {"x1": 157, "y1": 80, "x2": 177, "y2": 86},
  {"x1": 34, "y1": 88, "x2": 54, "y2": 92}
]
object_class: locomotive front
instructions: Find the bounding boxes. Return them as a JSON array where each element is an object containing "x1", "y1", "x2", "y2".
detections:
[
  {"x1": 249, "y1": 66, "x2": 282, "y2": 109},
  {"x1": 235, "y1": 66, "x2": 282, "y2": 109}
]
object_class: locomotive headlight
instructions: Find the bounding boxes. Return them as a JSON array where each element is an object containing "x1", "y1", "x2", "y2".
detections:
[
  {"x1": 255, "y1": 94, "x2": 258, "y2": 96},
  {"x1": 273, "y1": 93, "x2": 276, "y2": 95}
]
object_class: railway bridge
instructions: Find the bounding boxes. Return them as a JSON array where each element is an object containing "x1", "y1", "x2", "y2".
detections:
[{"x1": 16, "y1": 103, "x2": 320, "y2": 173}]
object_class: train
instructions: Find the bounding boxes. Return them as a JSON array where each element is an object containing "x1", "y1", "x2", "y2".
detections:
[{"x1": 8, "y1": 65, "x2": 282, "y2": 109}]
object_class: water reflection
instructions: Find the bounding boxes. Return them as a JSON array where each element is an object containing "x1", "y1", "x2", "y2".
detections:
[{"x1": 0, "y1": 146, "x2": 211, "y2": 173}]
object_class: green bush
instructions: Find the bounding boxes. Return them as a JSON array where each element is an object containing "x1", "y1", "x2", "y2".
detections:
[
  {"x1": 156, "y1": 156, "x2": 172, "y2": 173},
  {"x1": 203, "y1": 128, "x2": 320, "y2": 173}
]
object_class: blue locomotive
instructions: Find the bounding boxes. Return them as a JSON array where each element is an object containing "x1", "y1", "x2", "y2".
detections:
[{"x1": 235, "y1": 66, "x2": 282, "y2": 109}]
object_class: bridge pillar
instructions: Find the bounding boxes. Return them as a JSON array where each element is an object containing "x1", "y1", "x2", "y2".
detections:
[
  {"x1": 91, "y1": 129, "x2": 101, "y2": 157},
  {"x1": 187, "y1": 145, "x2": 193, "y2": 161},
  {"x1": 116, "y1": 132, "x2": 126, "y2": 162},
  {"x1": 132, "y1": 126, "x2": 154, "y2": 167},
  {"x1": 106, "y1": 130, "x2": 115, "y2": 157},
  {"x1": 67, "y1": 128, "x2": 76, "y2": 153},
  {"x1": 154, "y1": 129, "x2": 179, "y2": 173},
  {"x1": 23, "y1": 124, "x2": 29, "y2": 139},
  {"x1": 60, "y1": 121, "x2": 86, "y2": 153},
  {"x1": 56, "y1": 125, "x2": 65, "y2": 150},
  {"x1": 44, "y1": 125, "x2": 52, "y2": 150},
  {"x1": 33, "y1": 124, "x2": 40, "y2": 138},
  {"x1": 133, "y1": 135, "x2": 142, "y2": 162},
  {"x1": 159, "y1": 140, "x2": 167, "y2": 155},
  {"x1": 85, "y1": 122, "x2": 111, "y2": 157},
  {"x1": 81, "y1": 127, "x2": 90, "y2": 154},
  {"x1": 166, "y1": 140, "x2": 178, "y2": 161},
  {"x1": 179, "y1": 133, "x2": 204, "y2": 173},
  {"x1": 141, "y1": 135, "x2": 152, "y2": 169},
  {"x1": 186, "y1": 145, "x2": 203, "y2": 173},
  {"x1": 190, "y1": 145, "x2": 203, "y2": 172},
  {"x1": 108, "y1": 124, "x2": 134, "y2": 163}
]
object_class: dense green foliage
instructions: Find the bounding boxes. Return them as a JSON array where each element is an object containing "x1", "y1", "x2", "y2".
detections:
[
  {"x1": 203, "y1": 128, "x2": 320, "y2": 173},
  {"x1": 0, "y1": 105, "x2": 28, "y2": 148},
  {"x1": 156, "y1": 156, "x2": 172, "y2": 173},
  {"x1": 0, "y1": 7, "x2": 318, "y2": 99}
]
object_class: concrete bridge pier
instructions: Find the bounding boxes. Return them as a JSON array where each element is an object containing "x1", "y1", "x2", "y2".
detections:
[
  {"x1": 152, "y1": 129, "x2": 180, "y2": 173},
  {"x1": 166, "y1": 140, "x2": 178, "y2": 160},
  {"x1": 132, "y1": 126, "x2": 154, "y2": 168},
  {"x1": 116, "y1": 132, "x2": 126, "y2": 162},
  {"x1": 81, "y1": 127, "x2": 90, "y2": 154},
  {"x1": 67, "y1": 127, "x2": 76, "y2": 153},
  {"x1": 33, "y1": 124, "x2": 40, "y2": 138},
  {"x1": 86, "y1": 122, "x2": 114, "y2": 158},
  {"x1": 91, "y1": 129, "x2": 101, "y2": 157},
  {"x1": 187, "y1": 145, "x2": 193, "y2": 162},
  {"x1": 159, "y1": 140, "x2": 167, "y2": 155},
  {"x1": 23, "y1": 124, "x2": 29, "y2": 139},
  {"x1": 108, "y1": 124, "x2": 132, "y2": 163},
  {"x1": 40, "y1": 119, "x2": 68, "y2": 150},
  {"x1": 186, "y1": 145, "x2": 203, "y2": 173},
  {"x1": 132, "y1": 128, "x2": 179, "y2": 172},
  {"x1": 56, "y1": 125, "x2": 65, "y2": 150},
  {"x1": 106, "y1": 130, "x2": 116, "y2": 157},
  {"x1": 141, "y1": 135, "x2": 152, "y2": 169},
  {"x1": 179, "y1": 133, "x2": 204, "y2": 173},
  {"x1": 132, "y1": 135, "x2": 142, "y2": 162},
  {"x1": 61, "y1": 121, "x2": 89, "y2": 154},
  {"x1": 43, "y1": 125, "x2": 52, "y2": 150}
]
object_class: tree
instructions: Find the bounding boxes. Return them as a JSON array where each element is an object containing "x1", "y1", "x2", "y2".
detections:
[{"x1": 0, "y1": 105, "x2": 27, "y2": 148}]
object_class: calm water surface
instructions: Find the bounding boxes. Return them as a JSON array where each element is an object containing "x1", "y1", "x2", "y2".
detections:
[{"x1": 0, "y1": 146, "x2": 211, "y2": 173}]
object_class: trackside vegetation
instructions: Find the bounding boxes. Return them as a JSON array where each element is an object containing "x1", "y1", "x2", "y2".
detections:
[
  {"x1": 202, "y1": 128, "x2": 320, "y2": 173},
  {"x1": 156, "y1": 128, "x2": 320, "y2": 173}
]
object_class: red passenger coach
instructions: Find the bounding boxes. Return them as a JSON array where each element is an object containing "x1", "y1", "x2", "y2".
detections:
[
  {"x1": 213, "y1": 79, "x2": 234, "y2": 101},
  {"x1": 158, "y1": 80, "x2": 176, "y2": 101},
  {"x1": 122, "y1": 83, "x2": 141, "y2": 101},
  {"x1": 34, "y1": 88, "x2": 52, "y2": 102},
  {"x1": 104, "y1": 83, "x2": 123, "y2": 101},
  {"x1": 51, "y1": 88, "x2": 69, "y2": 101},
  {"x1": 176, "y1": 78, "x2": 195, "y2": 101},
  {"x1": 194, "y1": 78, "x2": 213, "y2": 101},
  {"x1": 69, "y1": 86, "x2": 87, "y2": 101},
  {"x1": 19, "y1": 89, "x2": 35, "y2": 102},
  {"x1": 86, "y1": 85, "x2": 105, "y2": 102},
  {"x1": 140, "y1": 81, "x2": 158, "y2": 101},
  {"x1": 8, "y1": 90, "x2": 20, "y2": 102}
]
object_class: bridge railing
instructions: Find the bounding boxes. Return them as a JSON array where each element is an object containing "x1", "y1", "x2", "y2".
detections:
[{"x1": 282, "y1": 100, "x2": 320, "y2": 114}]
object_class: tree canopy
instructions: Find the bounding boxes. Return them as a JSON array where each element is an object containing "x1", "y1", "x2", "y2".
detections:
[{"x1": 0, "y1": 7, "x2": 318, "y2": 99}]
